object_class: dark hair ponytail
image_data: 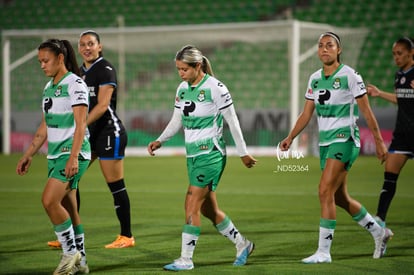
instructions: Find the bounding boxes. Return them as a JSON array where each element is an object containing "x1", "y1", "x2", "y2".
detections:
[
  {"x1": 61, "y1": 40, "x2": 81, "y2": 76},
  {"x1": 38, "y1": 39, "x2": 81, "y2": 76}
]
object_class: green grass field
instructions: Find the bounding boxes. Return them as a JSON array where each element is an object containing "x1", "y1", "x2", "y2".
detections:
[{"x1": 1, "y1": 154, "x2": 413, "y2": 274}]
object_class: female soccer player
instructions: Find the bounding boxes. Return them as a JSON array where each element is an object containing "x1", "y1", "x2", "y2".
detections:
[
  {"x1": 367, "y1": 37, "x2": 414, "y2": 227},
  {"x1": 78, "y1": 30, "x2": 134, "y2": 248},
  {"x1": 148, "y1": 45, "x2": 257, "y2": 271},
  {"x1": 16, "y1": 39, "x2": 90, "y2": 274},
  {"x1": 279, "y1": 32, "x2": 393, "y2": 263}
]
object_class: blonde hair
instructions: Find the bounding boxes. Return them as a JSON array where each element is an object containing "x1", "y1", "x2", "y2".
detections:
[{"x1": 175, "y1": 45, "x2": 214, "y2": 76}]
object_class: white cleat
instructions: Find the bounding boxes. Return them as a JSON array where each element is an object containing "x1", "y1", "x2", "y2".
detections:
[
  {"x1": 163, "y1": 257, "x2": 194, "y2": 271},
  {"x1": 234, "y1": 239, "x2": 255, "y2": 266},
  {"x1": 53, "y1": 251, "x2": 81, "y2": 275},
  {"x1": 71, "y1": 262, "x2": 89, "y2": 274},
  {"x1": 373, "y1": 227, "x2": 393, "y2": 259},
  {"x1": 302, "y1": 252, "x2": 332, "y2": 264}
]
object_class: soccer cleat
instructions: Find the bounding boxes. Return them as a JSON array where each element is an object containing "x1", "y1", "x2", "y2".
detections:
[
  {"x1": 373, "y1": 227, "x2": 393, "y2": 259},
  {"x1": 48, "y1": 240, "x2": 62, "y2": 248},
  {"x1": 105, "y1": 235, "x2": 135, "y2": 248},
  {"x1": 233, "y1": 239, "x2": 255, "y2": 266},
  {"x1": 302, "y1": 252, "x2": 332, "y2": 264},
  {"x1": 374, "y1": 216, "x2": 386, "y2": 228},
  {"x1": 53, "y1": 251, "x2": 81, "y2": 275},
  {"x1": 163, "y1": 257, "x2": 194, "y2": 271},
  {"x1": 71, "y1": 262, "x2": 89, "y2": 274}
]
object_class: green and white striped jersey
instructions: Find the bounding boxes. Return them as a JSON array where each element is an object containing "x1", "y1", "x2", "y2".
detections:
[
  {"x1": 42, "y1": 72, "x2": 91, "y2": 160},
  {"x1": 174, "y1": 74, "x2": 232, "y2": 157},
  {"x1": 305, "y1": 64, "x2": 366, "y2": 147}
]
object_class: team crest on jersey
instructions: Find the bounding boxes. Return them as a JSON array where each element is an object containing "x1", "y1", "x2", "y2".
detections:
[
  {"x1": 198, "y1": 90, "x2": 206, "y2": 102},
  {"x1": 400, "y1": 76, "x2": 406, "y2": 85},
  {"x1": 55, "y1": 86, "x2": 62, "y2": 97},
  {"x1": 332, "y1": 78, "x2": 341, "y2": 89}
]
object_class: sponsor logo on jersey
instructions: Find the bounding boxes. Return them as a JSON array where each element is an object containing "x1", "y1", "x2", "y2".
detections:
[
  {"x1": 358, "y1": 81, "x2": 366, "y2": 90},
  {"x1": 222, "y1": 92, "x2": 232, "y2": 103},
  {"x1": 199, "y1": 145, "x2": 208, "y2": 150},
  {"x1": 77, "y1": 95, "x2": 87, "y2": 101},
  {"x1": 43, "y1": 97, "x2": 53, "y2": 113},
  {"x1": 88, "y1": 86, "x2": 96, "y2": 97},
  {"x1": 105, "y1": 66, "x2": 113, "y2": 71}
]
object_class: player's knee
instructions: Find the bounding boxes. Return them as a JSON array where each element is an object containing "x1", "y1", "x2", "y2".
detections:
[{"x1": 42, "y1": 196, "x2": 59, "y2": 213}]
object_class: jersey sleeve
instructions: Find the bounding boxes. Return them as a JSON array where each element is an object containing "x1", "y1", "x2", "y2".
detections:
[
  {"x1": 98, "y1": 62, "x2": 117, "y2": 87},
  {"x1": 305, "y1": 70, "x2": 321, "y2": 100},
  {"x1": 305, "y1": 76, "x2": 315, "y2": 100},
  {"x1": 70, "y1": 77, "x2": 89, "y2": 107},
  {"x1": 348, "y1": 69, "x2": 366, "y2": 98},
  {"x1": 174, "y1": 82, "x2": 186, "y2": 108},
  {"x1": 212, "y1": 79, "x2": 233, "y2": 110}
]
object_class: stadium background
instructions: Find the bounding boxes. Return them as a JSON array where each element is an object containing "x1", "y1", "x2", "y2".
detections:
[{"x1": 1, "y1": 0, "x2": 413, "y2": 155}]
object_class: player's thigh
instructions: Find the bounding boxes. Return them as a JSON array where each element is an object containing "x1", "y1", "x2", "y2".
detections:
[
  {"x1": 385, "y1": 153, "x2": 409, "y2": 173},
  {"x1": 99, "y1": 159, "x2": 124, "y2": 182},
  {"x1": 42, "y1": 177, "x2": 69, "y2": 207},
  {"x1": 320, "y1": 158, "x2": 348, "y2": 193}
]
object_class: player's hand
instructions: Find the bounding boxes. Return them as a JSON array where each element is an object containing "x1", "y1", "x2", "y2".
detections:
[
  {"x1": 65, "y1": 155, "x2": 79, "y2": 179},
  {"x1": 16, "y1": 156, "x2": 32, "y2": 175},
  {"x1": 148, "y1": 141, "x2": 162, "y2": 156},
  {"x1": 375, "y1": 140, "x2": 388, "y2": 164},
  {"x1": 367, "y1": 84, "x2": 380, "y2": 97},
  {"x1": 279, "y1": 138, "x2": 292, "y2": 151},
  {"x1": 241, "y1": 155, "x2": 257, "y2": 168}
]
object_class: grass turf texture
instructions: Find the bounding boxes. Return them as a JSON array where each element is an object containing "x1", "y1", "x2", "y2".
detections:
[{"x1": 1, "y1": 154, "x2": 413, "y2": 274}]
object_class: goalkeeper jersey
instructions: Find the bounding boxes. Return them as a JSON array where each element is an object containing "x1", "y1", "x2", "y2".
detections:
[
  {"x1": 305, "y1": 64, "x2": 366, "y2": 147},
  {"x1": 42, "y1": 72, "x2": 91, "y2": 160},
  {"x1": 174, "y1": 74, "x2": 232, "y2": 157}
]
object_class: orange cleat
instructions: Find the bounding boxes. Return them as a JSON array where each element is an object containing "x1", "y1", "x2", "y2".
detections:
[
  {"x1": 48, "y1": 240, "x2": 61, "y2": 248},
  {"x1": 105, "y1": 235, "x2": 135, "y2": 248}
]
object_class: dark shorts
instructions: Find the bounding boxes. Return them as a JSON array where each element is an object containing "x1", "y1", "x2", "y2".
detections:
[
  {"x1": 319, "y1": 140, "x2": 360, "y2": 171},
  {"x1": 90, "y1": 127, "x2": 128, "y2": 160},
  {"x1": 389, "y1": 132, "x2": 414, "y2": 158}
]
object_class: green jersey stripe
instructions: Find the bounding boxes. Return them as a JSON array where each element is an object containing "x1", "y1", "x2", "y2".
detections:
[
  {"x1": 44, "y1": 112, "x2": 75, "y2": 129},
  {"x1": 316, "y1": 103, "x2": 359, "y2": 118}
]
